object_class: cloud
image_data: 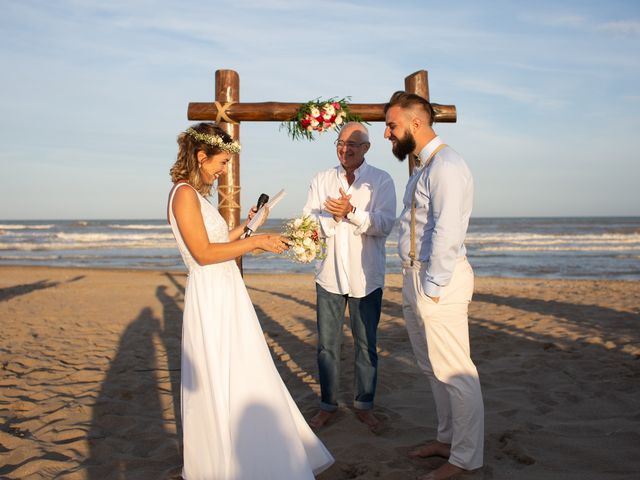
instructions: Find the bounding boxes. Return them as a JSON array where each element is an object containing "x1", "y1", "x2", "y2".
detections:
[
  {"x1": 455, "y1": 79, "x2": 566, "y2": 109},
  {"x1": 597, "y1": 20, "x2": 640, "y2": 35},
  {"x1": 524, "y1": 10, "x2": 640, "y2": 37},
  {"x1": 518, "y1": 11, "x2": 588, "y2": 30},
  {"x1": 539, "y1": 14, "x2": 587, "y2": 29}
]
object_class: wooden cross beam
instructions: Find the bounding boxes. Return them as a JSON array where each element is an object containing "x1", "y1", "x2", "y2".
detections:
[
  {"x1": 186, "y1": 69, "x2": 456, "y2": 268},
  {"x1": 188, "y1": 99, "x2": 456, "y2": 122}
]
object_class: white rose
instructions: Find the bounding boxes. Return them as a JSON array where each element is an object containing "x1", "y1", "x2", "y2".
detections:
[
  {"x1": 310, "y1": 118, "x2": 319, "y2": 127},
  {"x1": 303, "y1": 237, "x2": 313, "y2": 247},
  {"x1": 334, "y1": 115, "x2": 343, "y2": 125},
  {"x1": 293, "y1": 245, "x2": 305, "y2": 255},
  {"x1": 310, "y1": 107, "x2": 321, "y2": 117},
  {"x1": 294, "y1": 230, "x2": 304, "y2": 239},
  {"x1": 323, "y1": 104, "x2": 335, "y2": 116},
  {"x1": 294, "y1": 218, "x2": 303, "y2": 228}
]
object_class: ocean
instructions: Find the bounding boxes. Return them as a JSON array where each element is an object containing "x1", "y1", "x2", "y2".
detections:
[{"x1": 1, "y1": 217, "x2": 639, "y2": 280}]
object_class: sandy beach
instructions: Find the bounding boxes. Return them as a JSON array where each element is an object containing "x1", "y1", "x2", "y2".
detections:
[{"x1": 1, "y1": 265, "x2": 639, "y2": 479}]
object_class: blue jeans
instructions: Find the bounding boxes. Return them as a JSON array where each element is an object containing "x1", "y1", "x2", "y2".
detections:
[{"x1": 316, "y1": 284, "x2": 383, "y2": 412}]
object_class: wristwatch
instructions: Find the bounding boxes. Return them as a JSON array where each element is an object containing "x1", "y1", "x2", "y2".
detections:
[{"x1": 346, "y1": 205, "x2": 356, "y2": 221}]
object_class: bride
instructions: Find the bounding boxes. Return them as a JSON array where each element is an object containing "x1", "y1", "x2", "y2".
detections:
[{"x1": 167, "y1": 122, "x2": 334, "y2": 479}]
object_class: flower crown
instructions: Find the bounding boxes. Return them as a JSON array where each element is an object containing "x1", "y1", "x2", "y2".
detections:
[{"x1": 186, "y1": 128, "x2": 242, "y2": 154}]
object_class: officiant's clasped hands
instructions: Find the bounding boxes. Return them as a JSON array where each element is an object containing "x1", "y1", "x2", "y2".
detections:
[{"x1": 323, "y1": 188, "x2": 353, "y2": 221}]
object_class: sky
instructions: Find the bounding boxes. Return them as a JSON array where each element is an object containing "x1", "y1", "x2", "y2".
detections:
[{"x1": 1, "y1": 0, "x2": 639, "y2": 220}]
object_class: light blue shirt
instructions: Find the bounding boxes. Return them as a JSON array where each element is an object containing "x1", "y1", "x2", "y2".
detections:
[{"x1": 398, "y1": 136, "x2": 474, "y2": 297}]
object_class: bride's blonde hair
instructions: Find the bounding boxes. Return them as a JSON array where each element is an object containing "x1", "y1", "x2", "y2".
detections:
[{"x1": 170, "y1": 123, "x2": 238, "y2": 197}]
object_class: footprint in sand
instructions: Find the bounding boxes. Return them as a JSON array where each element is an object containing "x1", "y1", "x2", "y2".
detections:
[{"x1": 497, "y1": 430, "x2": 536, "y2": 466}]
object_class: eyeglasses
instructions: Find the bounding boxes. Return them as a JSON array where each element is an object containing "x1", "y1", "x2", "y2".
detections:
[{"x1": 334, "y1": 140, "x2": 369, "y2": 149}]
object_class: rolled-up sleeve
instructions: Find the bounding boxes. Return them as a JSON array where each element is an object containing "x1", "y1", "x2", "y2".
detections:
[{"x1": 351, "y1": 176, "x2": 396, "y2": 237}]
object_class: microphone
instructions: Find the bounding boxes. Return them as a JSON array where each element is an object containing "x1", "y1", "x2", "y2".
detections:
[
  {"x1": 256, "y1": 193, "x2": 269, "y2": 211},
  {"x1": 245, "y1": 193, "x2": 269, "y2": 237}
]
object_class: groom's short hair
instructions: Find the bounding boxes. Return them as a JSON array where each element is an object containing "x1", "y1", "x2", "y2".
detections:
[{"x1": 384, "y1": 91, "x2": 435, "y2": 126}]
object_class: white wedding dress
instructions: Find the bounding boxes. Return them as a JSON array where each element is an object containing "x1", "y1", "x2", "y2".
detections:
[{"x1": 168, "y1": 183, "x2": 333, "y2": 479}]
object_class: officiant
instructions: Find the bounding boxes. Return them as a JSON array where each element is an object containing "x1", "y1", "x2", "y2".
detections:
[{"x1": 302, "y1": 122, "x2": 396, "y2": 430}]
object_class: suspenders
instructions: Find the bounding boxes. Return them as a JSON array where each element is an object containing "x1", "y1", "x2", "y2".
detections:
[{"x1": 409, "y1": 144, "x2": 448, "y2": 266}]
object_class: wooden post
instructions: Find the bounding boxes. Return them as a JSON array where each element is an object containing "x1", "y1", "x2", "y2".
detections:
[
  {"x1": 214, "y1": 69, "x2": 242, "y2": 270},
  {"x1": 404, "y1": 70, "x2": 430, "y2": 174}
]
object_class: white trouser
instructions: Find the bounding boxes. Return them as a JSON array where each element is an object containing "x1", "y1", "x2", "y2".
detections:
[{"x1": 402, "y1": 257, "x2": 484, "y2": 470}]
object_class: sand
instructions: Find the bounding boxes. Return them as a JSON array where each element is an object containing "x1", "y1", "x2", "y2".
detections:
[{"x1": 1, "y1": 265, "x2": 639, "y2": 479}]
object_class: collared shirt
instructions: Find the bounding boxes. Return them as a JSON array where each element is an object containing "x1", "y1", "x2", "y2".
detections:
[
  {"x1": 398, "y1": 136, "x2": 474, "y2": 297},
  {"x1": 303, "y1": 160, "x2": 396, "y2": 298}
]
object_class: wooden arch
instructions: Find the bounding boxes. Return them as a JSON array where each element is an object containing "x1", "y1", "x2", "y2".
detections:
[{"x1": 186, "y1": 69, "x2": 456, "y2": 267}]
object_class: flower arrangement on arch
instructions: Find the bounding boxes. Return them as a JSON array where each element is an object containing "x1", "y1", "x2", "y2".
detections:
[
  {"x1": 283, "y1": 215, "x2": 326, "y2": 263},
  {"x1": 281, "y1": 98, "x2": 362, "y2": 141}
]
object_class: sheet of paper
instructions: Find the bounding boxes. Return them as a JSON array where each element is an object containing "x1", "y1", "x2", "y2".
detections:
[{"x1": 246, "y1": 189, "x2": 286, "y2": 234}]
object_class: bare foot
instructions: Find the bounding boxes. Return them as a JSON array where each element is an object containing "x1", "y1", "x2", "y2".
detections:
[
  {"x1": 308, "y1": 410, "x2": 336, "y2": 429},
  {"x1": 408, "y1": 440, "x2": 451, "y2": 459},
  {"x1": 354, "y1": 409, "x2": 381, "y2": 431},
  {"x1": 416, "y1": 462, "x2": 465, "y2": 480}
]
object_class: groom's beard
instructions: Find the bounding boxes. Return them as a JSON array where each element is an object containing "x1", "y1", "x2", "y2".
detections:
[{"x1": 391, "y1": 131, "x2": 416, "y2": 161}]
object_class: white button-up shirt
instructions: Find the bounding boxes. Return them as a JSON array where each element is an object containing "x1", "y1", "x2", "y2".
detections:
[
  {"x1": 303, "y1": 160, "x2": 396, "y2": 298},
  {"x1": 398, "y1": 136, "x2": 474, "y2": 297}
]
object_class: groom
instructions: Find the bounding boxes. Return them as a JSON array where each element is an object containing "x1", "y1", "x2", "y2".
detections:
[
  {"x1": 384, "y1": 91, "x2": 484, "y2": 480},
  {"x1": 303, "y1": 122, "x2": 396, "y2": 430}
]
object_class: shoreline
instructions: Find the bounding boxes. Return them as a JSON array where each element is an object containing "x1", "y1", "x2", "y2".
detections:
[
  {"x1": 2, "y1": 264, "x2": 639, "y2": 284},
  {"x1": 1, "y1": 266, "x2": 639, "y2": 479}
]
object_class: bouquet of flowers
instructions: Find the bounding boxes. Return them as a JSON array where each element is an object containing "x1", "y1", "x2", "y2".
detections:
[
  {"x1": 281, "y1": 97, "x2": 362, "y2": 141},
  {"x1": 283, "y1": 215, "x2": 326, "y2": 263}
]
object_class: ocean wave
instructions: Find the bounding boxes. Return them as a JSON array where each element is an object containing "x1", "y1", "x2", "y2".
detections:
[
  {"x1": 476, "y1": 245, "x2": 640, "y2": 252},
  {"x1": 0, "y1": 224, "x2": 55, "y2": 230},
  {"x1": 0, "y1": 254, "x2": 62, "y2": 261},
  {"x1": 108, "y1": 224, "x2": 171, "y2": 230},
  {"x1": 55, "y1": 232, "x2": 174, "y2": 242},
  {"x1": 466, "y1": 232, "x2": 640, "y2": 244},
  {"x1": 0, "y1": 240, "x2": 177, "y2": 251},
  {"x1": 387, "y1": 234, "x2": 640, "y2": 249},
  {"x1": 0, "y1": 253, "x2": 180, "y2": 261}
]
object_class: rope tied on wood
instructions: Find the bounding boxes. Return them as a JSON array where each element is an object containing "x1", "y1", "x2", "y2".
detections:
[{"x1": 214, "y1": 101, "x2": 239, "y2": 125}]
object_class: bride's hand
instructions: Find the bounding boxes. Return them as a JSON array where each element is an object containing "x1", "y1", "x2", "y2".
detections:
[
  {"x1": 254, "y1": 234, "x2": 289, "y2": 254},
  {"x1": 245, "y1": 205, "x2": 270, "y2": 228}
]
